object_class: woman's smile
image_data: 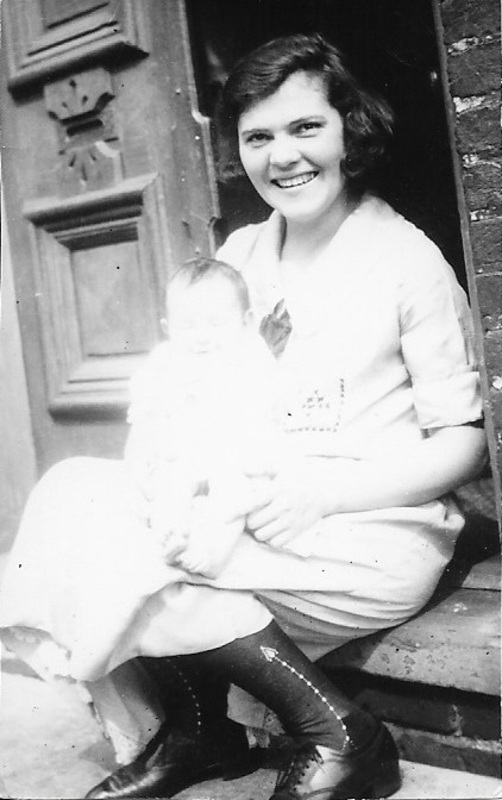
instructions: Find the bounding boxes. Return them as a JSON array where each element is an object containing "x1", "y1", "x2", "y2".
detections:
[
  {"x1": 272, "y1": 171, "x2": 319, "y2": 189},
  {"x1": 238, "y1": 70, "x2": 348, "y2": 228}
]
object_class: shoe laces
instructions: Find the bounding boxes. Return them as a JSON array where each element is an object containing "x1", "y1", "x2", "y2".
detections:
[{"x1": 274, "y1": 743, "x2": 323, "y2": 796}]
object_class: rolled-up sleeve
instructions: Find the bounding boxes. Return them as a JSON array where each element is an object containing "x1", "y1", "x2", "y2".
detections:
[{"x1": 398, "y1": 238, "x2": 483, "y2": 429}]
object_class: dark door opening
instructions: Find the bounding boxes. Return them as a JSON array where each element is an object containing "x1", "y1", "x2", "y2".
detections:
[{"x1": 187, "y1": 0, "x2": 466, "y2": 287}]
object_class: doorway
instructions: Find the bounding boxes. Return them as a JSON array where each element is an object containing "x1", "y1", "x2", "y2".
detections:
[{"x1": 187, "y1": 0, "x2": 466, "y2": 286}]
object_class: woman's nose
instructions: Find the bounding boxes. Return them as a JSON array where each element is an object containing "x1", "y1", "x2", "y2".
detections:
[{"x1": 268, "y1": 135, "x2": 300, "y2": 168}]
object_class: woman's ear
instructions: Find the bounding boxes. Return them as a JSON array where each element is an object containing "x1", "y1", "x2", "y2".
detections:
[
  {"x1": 160, "y1": 317, "x2": 169, "y2": 338},
  {"x1": 243, "y1": 309, "x2": 254, "y2": 328}
]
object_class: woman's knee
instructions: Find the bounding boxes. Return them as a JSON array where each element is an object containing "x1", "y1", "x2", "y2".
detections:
[{"x1": 37, "y1": 456, "x2": 126, "y2": 501}]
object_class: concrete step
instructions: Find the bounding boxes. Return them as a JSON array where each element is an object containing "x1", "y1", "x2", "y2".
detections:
[
  {"x1": 322, "y1": 580, "x2": 501, "y2": 696},
  {"x1": 1, "y1": 666, "x2": 501, "y2": 800}
]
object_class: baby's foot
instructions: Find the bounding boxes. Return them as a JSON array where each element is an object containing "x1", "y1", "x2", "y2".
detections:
[
  {"x1": 178, "y1": 514, "x2": 245, "y2": 578},
  {"x1": 177, "y1": 545, "x2": 215, "y2": 577},
  {"x1": 160, "y1": 530, "x2": 189, "y2": 565}
]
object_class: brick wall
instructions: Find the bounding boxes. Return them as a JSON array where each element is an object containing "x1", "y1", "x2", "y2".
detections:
[{"x1": 438, "y1": 0, "x2": 502, "y2": 521}]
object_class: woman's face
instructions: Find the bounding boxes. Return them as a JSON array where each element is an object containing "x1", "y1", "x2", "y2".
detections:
[{"x1": 237, "y1": 71, "x2": 348, "y2": 227}]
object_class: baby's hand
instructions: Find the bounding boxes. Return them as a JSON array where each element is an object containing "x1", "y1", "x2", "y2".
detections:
[
  {"x1": 175, "y1": 494, "x2": 246, "y2": 579},
  {"x1": 149, "y1": 497, "x2": 191, "y2": 565},
  {"x1": 177, "y1": 516, "x2": 245, "y2": 579}
]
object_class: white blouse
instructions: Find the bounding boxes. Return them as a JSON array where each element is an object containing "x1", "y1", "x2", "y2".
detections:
[{"x1": 217, "y1": 194, "x2": 482, "y2": 462}]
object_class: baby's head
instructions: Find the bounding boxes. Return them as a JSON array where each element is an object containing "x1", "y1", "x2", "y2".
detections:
[{"x1": 162, "y1": 257, "x2": 252, "y2": 356}]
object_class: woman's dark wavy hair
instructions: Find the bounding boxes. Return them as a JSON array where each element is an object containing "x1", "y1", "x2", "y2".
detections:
[{"x1": 217, "y1": 32, "x2": 394, "y2": 194}]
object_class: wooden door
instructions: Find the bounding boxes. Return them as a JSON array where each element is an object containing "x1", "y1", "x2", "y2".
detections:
[{"x1": 1, "y1": 0, "x2": 219, "y2": 473}]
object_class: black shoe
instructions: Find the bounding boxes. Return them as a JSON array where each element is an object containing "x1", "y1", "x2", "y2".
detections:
[
  {"x1": 270, "y1": 723, "x2": 401, "y2": 800},
  {"x1": 85, "y1": 719, "x2": 262, "y2": 798}
]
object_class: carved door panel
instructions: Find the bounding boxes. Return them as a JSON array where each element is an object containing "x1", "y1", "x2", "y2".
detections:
[{"x1": 1, "y1": 0, "x2": 218, "y2": 472}]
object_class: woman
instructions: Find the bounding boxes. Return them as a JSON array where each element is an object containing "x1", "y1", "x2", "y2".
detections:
[{"x1": 0, "y1": 33, "x2": 487, "y2": 800}]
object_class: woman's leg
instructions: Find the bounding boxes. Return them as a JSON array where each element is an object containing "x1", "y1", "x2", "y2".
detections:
[
  {"x1": 193, "y1": 620, "x2": 368, "y2": 750},
  {"x1": 191, "y1": 620, "x2": 400, "y2": 800},
  {"x1": 87, "y1": 619, "x2": 400, "y2": 800},
  {"x1": 86, "y1": 653, "x2": 261, "y2": 800},
  {"x1": 85, "y1": 586, "x2": 273, "y2": 799}
]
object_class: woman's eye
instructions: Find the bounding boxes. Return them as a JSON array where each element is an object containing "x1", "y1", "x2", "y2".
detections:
[
  {"x1": 244, "y1": 132, "x2": 269, "y2": 146},
  {"x1": 295, "y1": 121, "x2": 321, "y2": 135}
]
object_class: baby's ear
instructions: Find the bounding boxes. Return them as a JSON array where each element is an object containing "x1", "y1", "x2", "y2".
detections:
[{"x1": 160, "y1": 317, "x2": 169, "y2": 338}]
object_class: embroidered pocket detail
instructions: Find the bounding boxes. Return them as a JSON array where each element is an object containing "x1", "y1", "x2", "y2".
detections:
[{"x1": 284, "y1": 377, "x2": 345, "y2": 434}]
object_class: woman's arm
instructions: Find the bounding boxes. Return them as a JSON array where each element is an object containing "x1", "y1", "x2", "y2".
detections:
[
  {"x1": 324, "y1": 424, "x2": 488, "y2": 513},
  {"x1": 246, "y1": 424, "x2": 488, "y2": 546}
]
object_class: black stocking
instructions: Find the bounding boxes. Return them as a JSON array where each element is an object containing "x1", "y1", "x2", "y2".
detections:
[
  {"x1": 182, "y1": 621, "x2": 377, "y2": 753},
  {"x1": 140, "y1": 656, "x2": 230, "y2": 737}
]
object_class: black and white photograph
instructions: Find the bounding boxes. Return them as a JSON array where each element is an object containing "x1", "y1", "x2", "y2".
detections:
[{"x1": 0, "y1": 1, "x2": 500, "y2": 798}]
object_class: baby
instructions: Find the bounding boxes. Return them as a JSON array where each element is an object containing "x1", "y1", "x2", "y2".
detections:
[{"x1": 125, "y1": 256, "x2": 283, "y2": 578}]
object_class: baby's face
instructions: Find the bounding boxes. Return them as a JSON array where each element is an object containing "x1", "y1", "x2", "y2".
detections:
[{"x1": 165, "y1": 277, "x2": 249, "y2": 356}]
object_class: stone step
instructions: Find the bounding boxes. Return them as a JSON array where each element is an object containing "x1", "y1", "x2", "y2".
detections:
[{"x1": 321, "y1": 563, "x2": 500, "y2": 696}]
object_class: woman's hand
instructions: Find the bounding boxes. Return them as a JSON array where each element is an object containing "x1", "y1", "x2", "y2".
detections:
[
  {"x1": 246, "y1": 424, "x2": 488, "y2": 544},
  {"x1": 246, "y1": 460, "x2": 330, "y2": 549}
]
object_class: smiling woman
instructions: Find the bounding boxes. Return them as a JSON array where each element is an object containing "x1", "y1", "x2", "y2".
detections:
[
  {"x1": 0, "y1": 27, "x2": 488, "y2": 800},
  {"x1": 70, "y1": 31, "x2": 487, "y2": 800},
  {"x1": 237, "y1": 73, "x2": 349, "y2": 235},
  {"x1": 219, "y1": 36, "x2": 394, "y2": 267},
  {"x1": 188, "y1": 0, "x2": 467, "y2": 283}
]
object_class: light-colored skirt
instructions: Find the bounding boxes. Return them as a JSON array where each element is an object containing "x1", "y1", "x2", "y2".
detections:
[{"x1": 0, "y1": 457, "x2": 463, "y2": 762}]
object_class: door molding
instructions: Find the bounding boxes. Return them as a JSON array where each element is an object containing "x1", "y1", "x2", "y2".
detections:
[
  {"x1": 23, "y1": 173, "x2": 171, "y2": 420},
  {"x1": 4, "y1": 0, "x2": 148, "y2": 92}
]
